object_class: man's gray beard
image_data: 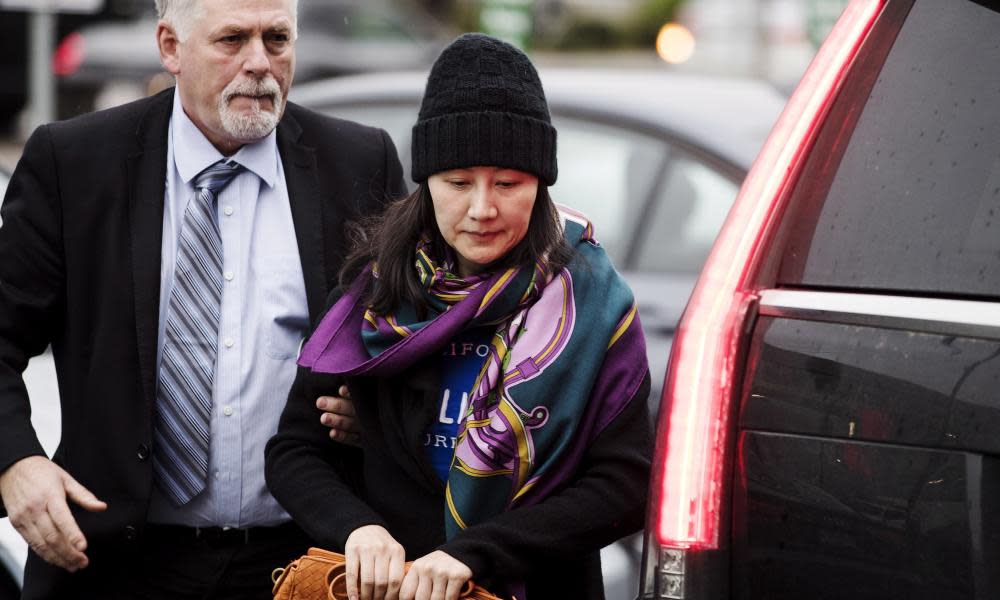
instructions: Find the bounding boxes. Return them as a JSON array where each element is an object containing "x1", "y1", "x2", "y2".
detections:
[{"x1": 218, "y1": 78, "x2": 284, "y2": 142}]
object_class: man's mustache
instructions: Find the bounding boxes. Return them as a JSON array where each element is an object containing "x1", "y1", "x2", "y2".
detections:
[{"x1": 222, "y1": 78, "x2": 281, "y2": 107}]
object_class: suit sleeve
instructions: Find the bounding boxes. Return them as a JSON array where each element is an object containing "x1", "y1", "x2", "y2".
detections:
[
  {"x1": 438, "y1": 372, "x2": 653, "y2": 582},
  {"x1": 0, "y1": 125, "x2": 65, "y2": 487}
]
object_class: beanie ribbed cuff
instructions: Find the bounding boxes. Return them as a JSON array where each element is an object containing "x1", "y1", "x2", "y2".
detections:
[{"x1": 411, "y1": 111, "x2": 558, "y2": 186}]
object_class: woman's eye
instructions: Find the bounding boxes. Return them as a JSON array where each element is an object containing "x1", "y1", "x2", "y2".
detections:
[
  {"x1": 496, "y1": 181, "x2": 517, "y2": 189},
  {"x1": 448, "y1": 180, "x2": 469, "y2": 189}
]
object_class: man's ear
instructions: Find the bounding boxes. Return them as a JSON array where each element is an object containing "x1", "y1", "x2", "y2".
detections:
[{"x1": 156, "y1": 21, "x2": 182, "y2": 75}]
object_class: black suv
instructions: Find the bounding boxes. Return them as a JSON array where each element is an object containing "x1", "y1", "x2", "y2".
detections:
[{"x1": 640, "y1": 0, "x2": 1000, "y2": 598}]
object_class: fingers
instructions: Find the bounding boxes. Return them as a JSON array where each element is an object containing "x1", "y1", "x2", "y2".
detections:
[
  {"x1": 0, "y1": 456, "x2": 100, "y2": 572},
  {"x1": 346, "y1": 546, "x2": 361, "y2": 600},
  {"x1": 27, "y1": 509, "x2": 87, "y2": 572},
  {"x1": 443, "y1": 577, "x2": 464, "y2": 600},
  {"x1": 359, "y1": 551, "x2": 375, "y2": 600},
  {"x1": 62, "y1": 473, "x2": 108, "y2": 513},
  {"x1": 430, "y1": 571, "x2": 449, "y2": 600},
  {"x1": 320, "y1": 412, "x2": 360, "y2": 434},
  {"x1": 386, "y1": 549, "x2": 405, "y2": 600},
  {"x1": 316, "y1": 390, "x2": 357, "y2": 418},
  {"x1": 317, "y1": 390, "x2": 362, "y2": 446},
  {"x1": 345, "y1": 525, "x2": 405, "y2": 600},
  {"x1": 413, "y1": 574, "x2": 432, "y2": 600},
  {"x1": 399, "y1": 569, "x2": 418, "y2": 600},
  {"x1": 372, "y1": 550, "x2": 389, "y2": 600},
  {"x1": 46, "y1": 494, "x2": 88, "y2": 555},
  {"x1": 402, "y1": 553, "x2": 471, "y2": 600}
]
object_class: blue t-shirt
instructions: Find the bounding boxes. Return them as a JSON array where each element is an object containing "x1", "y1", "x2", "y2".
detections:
[{"x1": 424, "y1": 327, "x2": 493, "y2": 481}]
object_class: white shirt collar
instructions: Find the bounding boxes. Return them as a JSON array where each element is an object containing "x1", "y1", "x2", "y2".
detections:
[{"x1": 170, "y1": 88, "x2": 278, "y2": 188}]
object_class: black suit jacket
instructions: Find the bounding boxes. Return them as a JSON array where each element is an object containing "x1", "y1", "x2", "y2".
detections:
[{"x1": 0, "y1": 88, "x2": 405, "y2": 598}]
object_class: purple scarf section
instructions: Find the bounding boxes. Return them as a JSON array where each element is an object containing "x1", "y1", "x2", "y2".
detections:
[{"x1": 298, "y1": 266, "x2": 507, "y2": 376}]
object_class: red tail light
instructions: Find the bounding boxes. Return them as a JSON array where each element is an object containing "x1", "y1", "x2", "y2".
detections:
[
  {"x1": 651, "y1": 0, "x2": 886, "y2": 552},
  {"x1": 53, "y1": 32, "x2": 85, "y2": 77}
]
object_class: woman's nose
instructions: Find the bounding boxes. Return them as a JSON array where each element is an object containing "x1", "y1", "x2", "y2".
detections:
[{"x1": 467, "y1": 187, "x2": 499, "y2": 220}]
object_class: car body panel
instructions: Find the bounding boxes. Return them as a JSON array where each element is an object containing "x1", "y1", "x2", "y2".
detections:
[
  {"x1": 723, "y1": 0, "x2": 1000, "y2": 598},
  {"x1": 641, "y1": 0, "x2": 1000, "y2": 597},
  {"x1": 735, "y1": 431, "x2": 999, "y2": 599}
]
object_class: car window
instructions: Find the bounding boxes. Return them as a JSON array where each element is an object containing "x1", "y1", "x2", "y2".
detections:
[
  {"x1": 777, "y1": 0, "x2": 1000, "y2": 298},
  {"x1": 633, "y1": 153, "x2": 740, "y2": 273},
  {"x1": 549, "y1": 116, "x2": 668, "y2": 265}
]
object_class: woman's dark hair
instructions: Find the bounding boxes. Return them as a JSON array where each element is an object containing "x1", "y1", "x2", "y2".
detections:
[{"x1": 340, "y1": 184, "x2": 573, "y2": 314}]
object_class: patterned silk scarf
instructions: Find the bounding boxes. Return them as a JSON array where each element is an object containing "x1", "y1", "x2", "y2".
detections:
[{"x1": 299, "y1": 207, "x2": 649, "y2": 539}]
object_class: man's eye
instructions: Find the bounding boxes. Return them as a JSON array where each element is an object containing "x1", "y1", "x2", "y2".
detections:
[{"x1": 220, "y1": 35, "x2": 241, "y2": 43}]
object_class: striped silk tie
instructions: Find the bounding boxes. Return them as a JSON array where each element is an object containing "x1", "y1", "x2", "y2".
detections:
[{"x1": 153, "y1": 158, "x2": 244, "y2": 506}]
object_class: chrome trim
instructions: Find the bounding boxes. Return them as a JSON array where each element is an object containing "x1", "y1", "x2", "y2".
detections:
[{"x1": 758, "y1": 290, "x2": 1000, "y2": 340}]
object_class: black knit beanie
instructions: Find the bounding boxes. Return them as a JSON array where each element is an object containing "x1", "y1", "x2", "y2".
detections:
[{"x1": 411, "y1": 33, "x2": 558, "y2": 185}]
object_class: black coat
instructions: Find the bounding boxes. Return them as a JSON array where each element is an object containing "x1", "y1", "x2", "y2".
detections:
[
  {"x1": 0, "y1": 88, "x2": 406, "y2": 599},
  {"x1": 266, "y1": 303, "x2": 652, "y2": 600}
]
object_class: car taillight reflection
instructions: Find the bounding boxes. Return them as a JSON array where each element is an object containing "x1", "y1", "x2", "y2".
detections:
[
  {"x1": 642, "y1": 0, "x2": 887, "y2": 596},
  {"x1": 53, "y1": 32, "x2": 85, "y2": 77}
]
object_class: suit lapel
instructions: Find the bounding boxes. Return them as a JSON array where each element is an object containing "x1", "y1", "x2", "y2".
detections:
[
  {"x1": 277, "y1": 110, "x2": 329, "y2": 323},
  {"x1": 127, "y1": 89, "x2": 173, "y2": 413}
]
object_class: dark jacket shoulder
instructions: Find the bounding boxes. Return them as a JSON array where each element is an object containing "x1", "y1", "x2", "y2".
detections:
[{"x1": 43, "y1": 88, "x2": 174, "y2": 154}]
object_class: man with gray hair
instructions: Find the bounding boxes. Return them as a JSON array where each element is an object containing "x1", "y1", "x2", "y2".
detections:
[{"x1": 0, "y1": 0, "x2": 403, "y2": 597}]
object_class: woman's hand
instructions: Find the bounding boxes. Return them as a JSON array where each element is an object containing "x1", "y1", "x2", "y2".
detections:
[
  {"x1": 345, "y1": 525, "x2": 406, "y2": 600},
  {"x1": 399, "y1": 551, "x2": 472, "y2": 600}
]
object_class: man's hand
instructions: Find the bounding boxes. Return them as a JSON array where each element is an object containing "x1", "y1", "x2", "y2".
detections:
[
  {"x1": 399, "y1": 550, "x2": 472, "y2": 600},
  {"x1": 0, "y1": 456, "x2": 107, "y2": 572},
  {"x1": 317, "y1": 385, "x2": 361, "y2": 445}
]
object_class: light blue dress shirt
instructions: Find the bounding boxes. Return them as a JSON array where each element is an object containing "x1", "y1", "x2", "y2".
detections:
[{"x1": 148, "y1": 90, "x2": 309, "y2": 527}]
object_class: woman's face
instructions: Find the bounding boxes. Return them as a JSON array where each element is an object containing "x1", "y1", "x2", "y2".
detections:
[{"x1": 428, "y1": 166, "x2": 538, "y2": 277}]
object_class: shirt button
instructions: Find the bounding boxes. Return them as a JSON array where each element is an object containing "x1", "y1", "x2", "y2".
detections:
[
  {"x1": 223, "y1": 205, "x2": 234, "y2": 216},
  {"x1": 224, "y1": 338, "x2": 235, "y2": 348},
  {"x1": 136, "y1": 444, "x2": 150, "y2": 461},
  {"x1": 222, "y1": 406, "x2": 234, "y2": 417},
  {"x1": 124, "y1": 525, "x2": 138, "y2": 542},
  {"x1": 224, "y1": 271, "x2": 234, "y2": 281}
]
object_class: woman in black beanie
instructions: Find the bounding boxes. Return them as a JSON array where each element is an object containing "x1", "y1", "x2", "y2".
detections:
[{"x1": 266, "y1": 33, "x2": 651, "y2": 600}]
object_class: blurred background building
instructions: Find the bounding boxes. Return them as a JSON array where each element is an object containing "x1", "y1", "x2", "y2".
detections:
[{"x1": 0, "y1": 0, "x2": 848, "y2": 147}]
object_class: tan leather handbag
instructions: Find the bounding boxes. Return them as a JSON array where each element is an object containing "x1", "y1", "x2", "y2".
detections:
[{"x1": 272, "y1": 547, "x2": 503, "y2": 600}]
